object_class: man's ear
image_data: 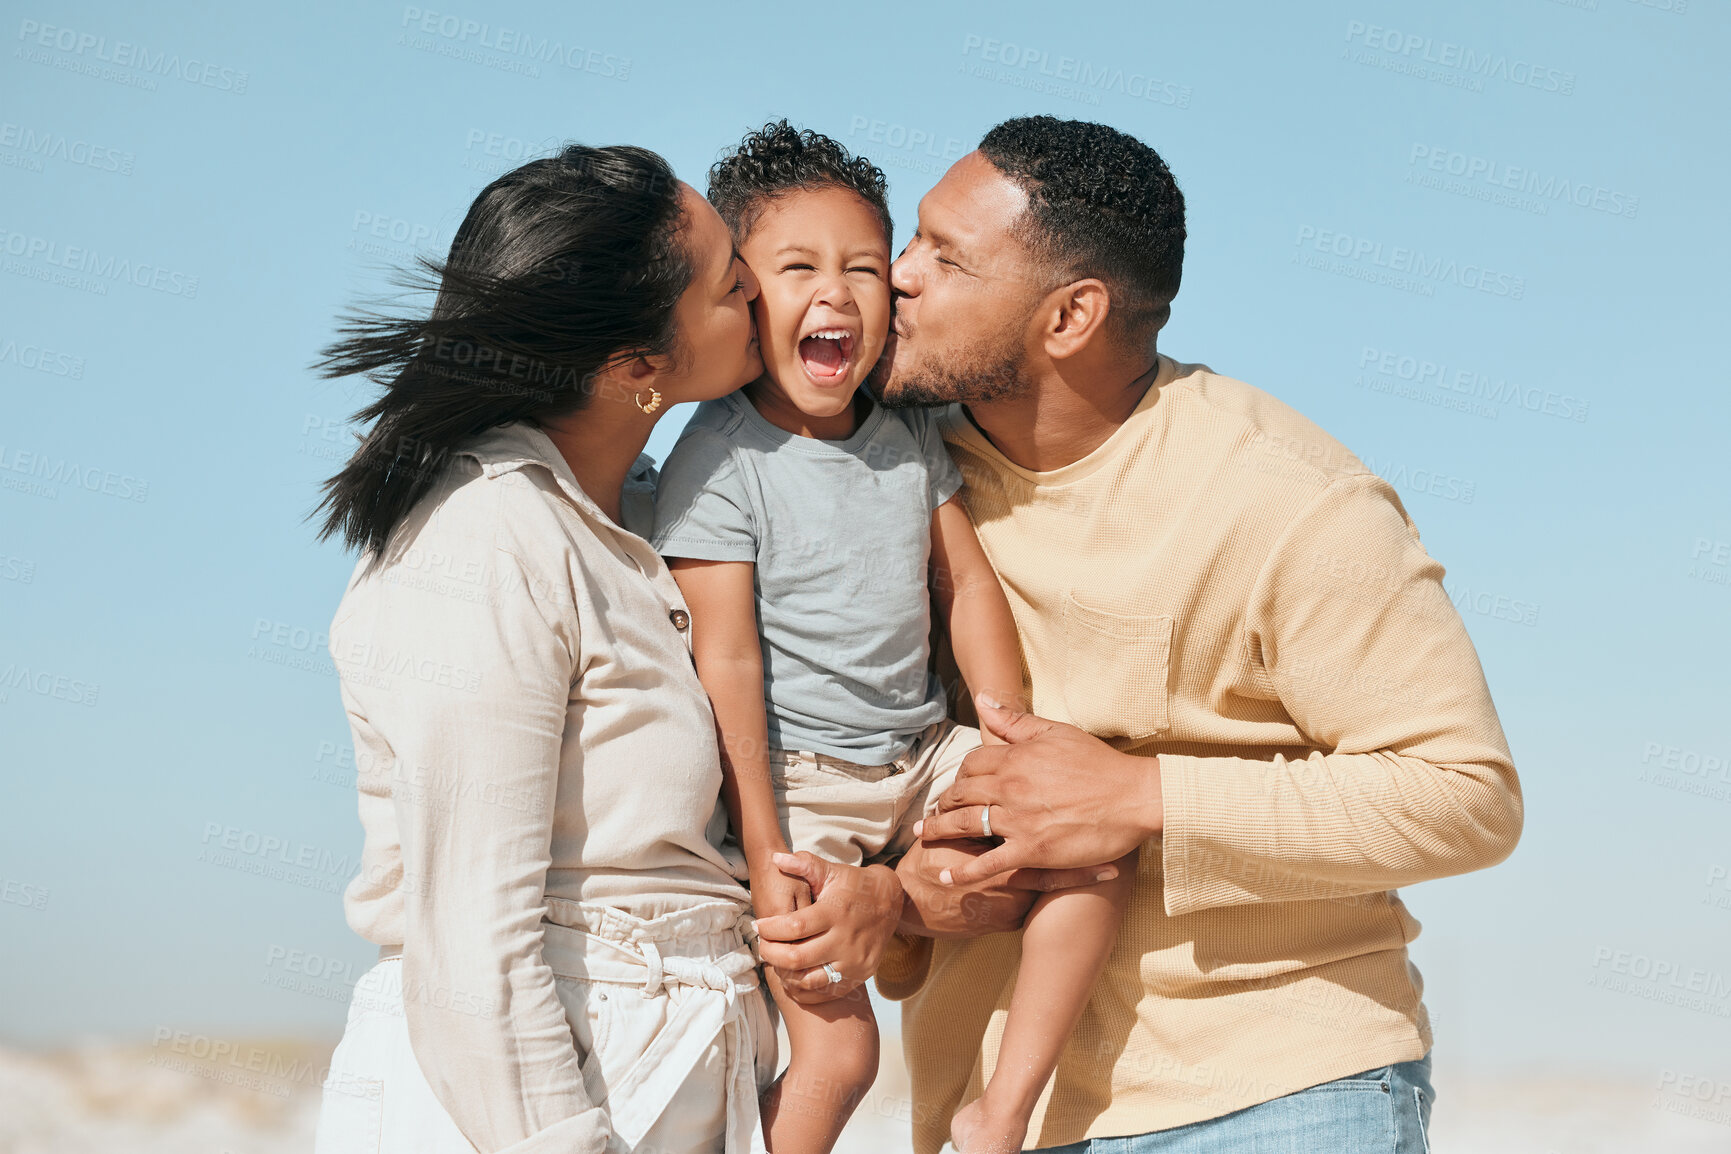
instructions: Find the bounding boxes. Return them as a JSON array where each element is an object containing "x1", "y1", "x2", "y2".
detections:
[{"x1": 1041, "y1": 278, "x2": 1112, "y2": 361}]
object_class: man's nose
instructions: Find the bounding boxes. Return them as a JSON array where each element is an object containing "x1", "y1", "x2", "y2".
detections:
[{"x1": 890, "y1": 252, "x2": 918, "y2": 296}]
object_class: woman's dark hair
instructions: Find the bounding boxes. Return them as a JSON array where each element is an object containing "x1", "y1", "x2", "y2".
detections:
[
  {"x1": 313, "y1": 144, "x2": 692, "y2": 555},
  {"x1": 706, "y1": 120, "x2": 891, "y2": 245}
]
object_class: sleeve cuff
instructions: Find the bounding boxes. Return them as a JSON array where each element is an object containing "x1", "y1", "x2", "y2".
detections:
[
  {"x1": 649, "y1": 536, "x2": 757, "y2": 563},
  {"x1": 1159, "y1": 751, "x2": 1331, "y2": 917},
  {"x1": 930, "y1": 469, "x2": 963, "y2": 511},
  {"x1": 1157, "y1": 751, "x2": 1217, "y2": 919},
  {"x1": 492, "y1": 1105, "x2": 613, "y2": 1154},
  {"x1": 873, "y1": 933, "x2": 934, "y2": 1001}
]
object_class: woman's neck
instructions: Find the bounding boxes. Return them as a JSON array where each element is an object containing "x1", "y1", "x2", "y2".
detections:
[{"x1": 540, "y1": 403, "x2": 655, "y2": 526}]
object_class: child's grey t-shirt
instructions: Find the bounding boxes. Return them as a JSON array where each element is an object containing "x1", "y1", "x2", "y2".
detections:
[{"x1": 649, "y1": 390, "x2": 964, "y2": 765}]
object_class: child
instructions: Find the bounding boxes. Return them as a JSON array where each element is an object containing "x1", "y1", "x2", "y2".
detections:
[{"x1": 650, "y1": 121, "x2": 1137, "y2": 1154}]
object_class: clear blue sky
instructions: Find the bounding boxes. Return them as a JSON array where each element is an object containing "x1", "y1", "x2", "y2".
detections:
[{"x1": 3, "y1": 0, "x2": 1728, "y2": 1085}]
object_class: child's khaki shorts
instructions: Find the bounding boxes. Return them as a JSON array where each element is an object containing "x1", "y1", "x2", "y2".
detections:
[{"x1": 767, "y1": 718, "x2": 983, "y2": 868}]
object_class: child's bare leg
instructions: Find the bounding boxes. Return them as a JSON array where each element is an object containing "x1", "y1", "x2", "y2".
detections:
[
  {"x1": 761, "y1": 966, "x2": 880, "y2": 1154},
  {"x1": 951, "y1": 848, "x2": 1140, "y2": 1154}
]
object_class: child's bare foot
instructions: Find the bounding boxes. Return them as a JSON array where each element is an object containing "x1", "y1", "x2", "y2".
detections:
[{"x1": 950, "y1": 1096, "x2": 1028, "y2": 1154}]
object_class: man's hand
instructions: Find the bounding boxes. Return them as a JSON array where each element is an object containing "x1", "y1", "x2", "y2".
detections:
[
  {"x1": 917, "y1": 692, "x2": 1164, "y2": 887},
  {"x1": 894, "y1": 838, "x2": 1113, "y2": 938},
  {"x1": 752, "y1": 852, "x2": 903, "y2": 1004}
]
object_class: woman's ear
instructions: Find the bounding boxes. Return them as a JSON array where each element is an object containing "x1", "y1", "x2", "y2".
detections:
[
  {"x1": 632, "y1": 342, "x2": 689, "y2": 392},
  {"x1": 581, "y1": 356, "x2": 657, "y2": 408}
]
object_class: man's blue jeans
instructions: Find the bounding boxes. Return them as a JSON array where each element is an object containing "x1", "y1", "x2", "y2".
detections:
[{"x1": 1035, "y1": 1054, "x2": 1434, "y2": 1153}]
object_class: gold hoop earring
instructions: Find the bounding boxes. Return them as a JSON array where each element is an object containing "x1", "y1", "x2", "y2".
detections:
[{"x1": 633, "y1": 387, "x2": 662, "y2": 416}]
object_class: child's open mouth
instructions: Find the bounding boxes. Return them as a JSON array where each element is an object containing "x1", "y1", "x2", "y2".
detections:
[{"x1": 798, "y1": 329, "x2": 855, "y2": 382}]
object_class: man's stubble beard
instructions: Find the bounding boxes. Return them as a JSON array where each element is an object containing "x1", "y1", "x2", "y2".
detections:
[{"x1": 871, "y1": 319, "x2": 1034, "y2": 410}]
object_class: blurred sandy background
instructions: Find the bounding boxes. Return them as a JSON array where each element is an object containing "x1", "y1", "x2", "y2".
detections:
[{"x1": 4, "y1": 1035, "x2": 1729, "y2": 1154}]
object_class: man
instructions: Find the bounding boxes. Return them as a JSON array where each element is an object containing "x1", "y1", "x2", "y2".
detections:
[{"x1": 871, "y1": 116, "x2": 1522, "y2": 1152}]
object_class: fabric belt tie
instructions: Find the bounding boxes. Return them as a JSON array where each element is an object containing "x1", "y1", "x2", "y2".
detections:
[{"x1": 540, "y1": 911, "x2": 764, "y2": 1154}]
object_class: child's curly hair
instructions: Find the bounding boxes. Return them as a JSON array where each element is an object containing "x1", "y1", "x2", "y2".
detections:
[{"x1": 707, "y1": 120, "x2": 891, "y2": 246}]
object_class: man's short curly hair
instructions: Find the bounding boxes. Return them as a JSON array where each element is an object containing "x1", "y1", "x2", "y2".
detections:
[
  {"x1": 978, "y1": 115, "x2": 1186, "y2": 348},
  {"x1": 707, "y1": 120, "x2": 892, "y2": 246}
]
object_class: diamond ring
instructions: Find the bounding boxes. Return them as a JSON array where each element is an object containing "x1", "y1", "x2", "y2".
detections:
[{"x1": 822, "y1": 963, "x2": 843, "y2": 986}]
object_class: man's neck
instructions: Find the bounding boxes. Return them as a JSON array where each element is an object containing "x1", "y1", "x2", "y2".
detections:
[{"x1": 962, "y1": 354, "x2": 1161, "y2": 473}]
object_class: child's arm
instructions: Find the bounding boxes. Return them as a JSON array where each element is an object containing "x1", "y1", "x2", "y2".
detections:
[
  {"x1": 929, "y1": 495, "x2": 1026, "y2": 746},
  {"x1": 665, "y1": 557, "x2": 808, "y2": 916}
]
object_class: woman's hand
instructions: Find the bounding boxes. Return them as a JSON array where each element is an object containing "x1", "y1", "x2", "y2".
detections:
[{"x1": 752, "y1": 852, "x2": 903, "y2": 1004}]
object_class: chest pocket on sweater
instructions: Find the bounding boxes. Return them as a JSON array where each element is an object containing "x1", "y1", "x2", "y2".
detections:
[{"x1": 1059, "y1": 590, "x2": 1173, "y2": 741}]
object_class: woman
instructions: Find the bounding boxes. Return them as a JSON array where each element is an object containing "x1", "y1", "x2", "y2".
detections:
[{"x1": 309, "y1": 144, "x2": 896, "y2": 1154}]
